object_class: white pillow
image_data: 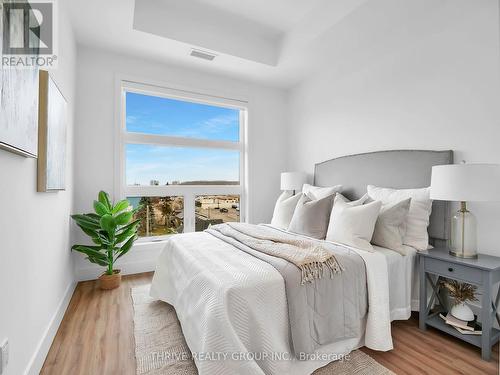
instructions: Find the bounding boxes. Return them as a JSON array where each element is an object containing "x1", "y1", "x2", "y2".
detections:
[
  {"x1": 371, "y1": 198, "x2": 411, "y2": 255},
  {"x1": 335, "y1": 193, "x2": 369, "y2": 206},
  {"x1": 326, "y1": 196, "x2": 382, "y2": 252},
  {"x1": 288, "y1": 194, "x2": 334, "y2": 239},
  {"x1": 302, "y1": 183, "x2": 342, "y2": 200},
  {"x1": 271, "y1": 191, "x2": 301, "y2": 229},
  {"x1": 367, "y1": 185, "x2": 432, "y2": 251}
]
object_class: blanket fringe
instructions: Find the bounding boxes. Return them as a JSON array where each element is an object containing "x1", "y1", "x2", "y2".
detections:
[{"x1": 300, "y1": 254, "x2": 344, "y2": 285}]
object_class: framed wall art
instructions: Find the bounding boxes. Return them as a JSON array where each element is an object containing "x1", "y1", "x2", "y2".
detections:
[
  {"x1": 37, "y1": 70, "x2": 67, "y2": 192},
  {"x1": 0, "y1": 2, "x2": 40, "y2": 157}
]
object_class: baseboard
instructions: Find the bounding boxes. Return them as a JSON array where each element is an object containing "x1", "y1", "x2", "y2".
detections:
[{"x1": 24, "y1": 281, "x2": 77, "y2": 375}]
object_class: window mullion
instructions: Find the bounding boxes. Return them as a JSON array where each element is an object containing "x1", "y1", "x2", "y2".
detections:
[
  {"x1": 183, "y1": 190, "x2": 195, "y2": 233},
  {"x1": 124, "y1": 132, "x2": 242, "y2": 151}
]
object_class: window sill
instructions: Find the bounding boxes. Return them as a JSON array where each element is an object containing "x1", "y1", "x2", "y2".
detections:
[{"x1": 133, "y1": 239, "x2": 171, "y2": 251}]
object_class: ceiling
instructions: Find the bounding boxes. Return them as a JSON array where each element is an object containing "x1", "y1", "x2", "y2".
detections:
[
  {"x1": 64, "y1": 0, "x2": 442, "y2": 88},
  {"x1": 133, "y1": 0, "x2": 283, "y2": 66},
  {"x1": 194, "y1": 0, "x2": 326, "y2": 33}
]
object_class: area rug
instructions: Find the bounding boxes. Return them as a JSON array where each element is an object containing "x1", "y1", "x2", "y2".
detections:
[{"x1": 132, "y1": 285, "x2": 394, "y2": 375}]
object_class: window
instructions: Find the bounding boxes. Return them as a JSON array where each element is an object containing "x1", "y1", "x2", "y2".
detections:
[
  {"x1": 195, "y1": 195, "x2": 240, "y2": 231},
  {"x1": 126, "y1": 144, "x2": 240, "y2": 186},
  {"x1": 127, "y1": 196, "x2": 184, "y2": 237},
  {"x1": 117, "y1": 81, "x2": 246, "y2": 241},
  {"x1": 126, "y1": 92, "x2": 240, "y2": 142}
]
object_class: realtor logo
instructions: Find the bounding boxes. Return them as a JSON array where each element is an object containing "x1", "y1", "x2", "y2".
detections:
[
  {"x1": 2, "y1": 1, "x2": 53, "y2": 54},
  {"x1": 1, "y1": 0, "x2": 57, "y2": 68}
]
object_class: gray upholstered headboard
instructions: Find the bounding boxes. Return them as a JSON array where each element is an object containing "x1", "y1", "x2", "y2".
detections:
[{"x1": 314, "y1": 150, "x2": 454, "y2": 247}]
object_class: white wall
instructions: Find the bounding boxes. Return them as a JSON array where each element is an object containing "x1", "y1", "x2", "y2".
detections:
[
  {"x1": 73, "y1": 47, "x2": 287, "y2": 280},
  {"x1": 0, "y1": 5, "x2": 77, "y2": 375},
  {"x1": 287, "y1": 0, "x2": 500, "y2": 255}
]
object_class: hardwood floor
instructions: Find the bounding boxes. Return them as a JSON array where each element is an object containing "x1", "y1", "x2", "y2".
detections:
[
  {"x1": 41, "y1": 273, "x2": 151, "y2": 375},
  {"x1": 362, "y1": 318, "x2": 499, "y2": 374},
  {"x1": 42, "y1": 273, "x2": 498, "y2": 375}
]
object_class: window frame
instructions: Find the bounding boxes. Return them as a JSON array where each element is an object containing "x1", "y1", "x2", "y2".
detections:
[{"x1": 115, "y1": 79, "x2": 248, "y2": 243}]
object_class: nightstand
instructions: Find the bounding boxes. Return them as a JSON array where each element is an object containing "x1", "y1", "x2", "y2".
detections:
[{"x1": 419, "y1": 248, "x2": 500, "y2": 360}]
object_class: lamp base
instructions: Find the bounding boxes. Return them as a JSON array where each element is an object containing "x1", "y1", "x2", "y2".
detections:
[
  {"x1": 449, "y1": 201, "x2": 478, "y2": 259},
  {"x1": 448, "y1": 249, "x2": 478, "y2": 259}
]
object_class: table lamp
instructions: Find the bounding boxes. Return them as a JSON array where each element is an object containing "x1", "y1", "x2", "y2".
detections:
[
  {"x1": 280, "y1": 172, "x2": 307, "y2": 195},
  {"x1": 430, "y1": 163, "x2": 500, "y2": 258}
]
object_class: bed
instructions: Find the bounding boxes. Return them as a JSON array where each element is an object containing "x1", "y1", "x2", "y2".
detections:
[{"x1": 150, "y1": 149, "x2": 453, "y2": 375}]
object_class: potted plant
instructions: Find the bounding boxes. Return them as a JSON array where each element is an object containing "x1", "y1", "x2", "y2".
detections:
[
  {"x1": 442, "y1": 279, "x2": 479, "y2": 321},
  {"x1": 71, "y1": 191, "x2": 140, "y2": 290}
]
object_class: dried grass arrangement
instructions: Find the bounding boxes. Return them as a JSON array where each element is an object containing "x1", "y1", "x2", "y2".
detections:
[{"x1": 441, "y1": 279, "x2": 479, "y2": 305}]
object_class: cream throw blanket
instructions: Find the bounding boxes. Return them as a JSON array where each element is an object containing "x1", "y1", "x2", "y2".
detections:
[{"x1": 210, "y1": 223, "x2": 343, "y2": 284}]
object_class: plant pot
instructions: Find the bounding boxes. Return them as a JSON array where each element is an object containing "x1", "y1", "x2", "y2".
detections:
[
  {"x1": 99, "y1": 269, "x2": 121, "y2": 290},
  {"x1": 450, "y1": 302, "x2": 474, "y2": 321}
]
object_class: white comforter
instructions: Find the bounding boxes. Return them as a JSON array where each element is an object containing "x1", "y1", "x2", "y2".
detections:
[{"x1": 150, "y1": 231, "x2": 394, "y2": 375}]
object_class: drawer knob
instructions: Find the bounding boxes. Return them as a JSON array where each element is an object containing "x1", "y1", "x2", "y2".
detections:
[{"x1": 448, "y1": 267, "x2": 454, "y2": 272}]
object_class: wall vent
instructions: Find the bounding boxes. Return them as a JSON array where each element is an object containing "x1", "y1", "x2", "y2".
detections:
[{"x1": 190, "y1": 49, "x2": 217, "y2": 61}]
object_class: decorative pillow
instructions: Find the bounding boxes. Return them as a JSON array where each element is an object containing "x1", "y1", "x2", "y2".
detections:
[
  {"x1": 288, "y1": 194, "x2": 335, "y2": 239},
  {"x1": 367, "y1": 185, "x2": 432, "y2": 251},
  {"x1": 371, "y1": 198, "x2": 411, "y2": 255},
  {"x1": 335, "y1": 193, "x2": 369, "y2": 206},
  {"x1": 270, "y1": 191, "x2": 302, "y2": 229},
  {"x1": 326, "y1": 196, "x2": 382, "y2": 252},
  {"x1": 302, "y1": 183, "x2": 342, "y2": 200}
]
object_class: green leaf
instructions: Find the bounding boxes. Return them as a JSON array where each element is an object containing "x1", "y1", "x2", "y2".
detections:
[
  {"x1": 96, "y1": 231, "x2": 111, "y2": 245},
  {"x1": 115, "y1": 224, "x2": 139, "y2": 243},
  {"x1": 116, "y1": 235, "x2": 137, "y2": 260},
  {"x1": 116, "y1": 219, "x2": 140, "y2": 234},
  {"x1": 80, "y1": 226, "x2": 99, "y2": 238},
  {"x1": 71, "y1": 214, "x2": 100, "y2": 228},
  {"x1": 86, "y1": 213, "x2": 101, "y2": 221},
  {"x1": 91, "y1": 230, "x2": 111, "y2": 248},
  {"x1": 94, "y1": 200, "x2": 109, "y2": 216},
  {"x1": 115, "y1": 211, "x2": 133, "y2": 225},
  {"x1": 98, "y1": 191, "x2": 112, "y2": 210},
  {"x1": 71, "y1": 244, "x2": 102, "y2": 251},
  {"x1": 75, "y1": 223, "x2": 99, "y2": 234},
  {"x1": 115, "y1": 228, "x2": 135, "y2": 243},
  {"x1": 71, "y1": 245, "x2": 107, "y2": 261},
  {"x1": 112, "y1": 199, "x2": 129, "y2": 214},
  {"x1": 71, "y1": 214, "x2": 101, "y2": 225},
  {"x1": 72, "y1": 213, "x2": 99, "y2": 223},
  {"x1": 86, "y1": 256, "x2": 108, "y2": 267},
  {"x1": 100, "y1": 214, "x2": 116, "y2": 234},
  {"x1": 91, "y1": 237, "x2": 101, "y2": 245},
  {"x1": 96, "y1": 229, "x2": 111, "y2": 242}
]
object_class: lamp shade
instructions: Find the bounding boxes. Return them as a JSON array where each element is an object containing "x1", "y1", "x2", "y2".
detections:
[
  {"x1": 280, "y1": 172, "x2": 307, "y2": 191},
  {"x1": 430, "y1": 163, "x2": 500, "y2": 202}
]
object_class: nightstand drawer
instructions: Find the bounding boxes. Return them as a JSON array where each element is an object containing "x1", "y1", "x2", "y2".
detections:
[{"x1": 424, "y1": 258, "x2": 483, "y2": 284}]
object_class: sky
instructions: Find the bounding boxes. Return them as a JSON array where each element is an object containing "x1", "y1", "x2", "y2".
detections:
[{"x1": 126, "y1": 92, "x2": 240, "y2": 185}]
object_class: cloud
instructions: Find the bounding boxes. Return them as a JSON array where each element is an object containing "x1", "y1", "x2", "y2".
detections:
[
  {"x1": 171, "y1": 114, "x2": 239, "y2": 139},
  {"x1": 126, "y1": 115, "x2": 138, "y2": 124},
  {"x1": 198, "y1": 114, "x2": 238, "y2": 132}
]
